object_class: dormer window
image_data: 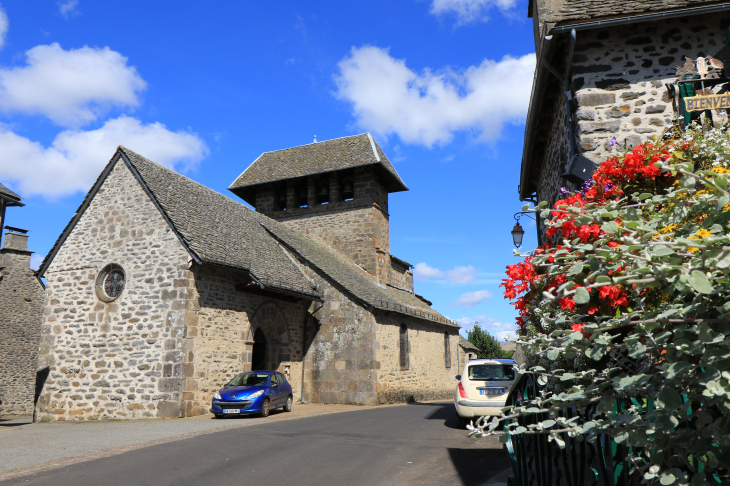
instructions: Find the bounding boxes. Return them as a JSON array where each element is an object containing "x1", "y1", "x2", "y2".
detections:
[{"x1": 317, "y1": 182, "x2": 329, "y2": 205}]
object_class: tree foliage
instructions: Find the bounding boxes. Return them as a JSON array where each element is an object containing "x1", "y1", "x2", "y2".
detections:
[
  {"x1": 471, "y1": 124, "x2": 730, "y2": 485},
  {"x1": 467, "y1": 323, "x2": 509, "y2": 359}
]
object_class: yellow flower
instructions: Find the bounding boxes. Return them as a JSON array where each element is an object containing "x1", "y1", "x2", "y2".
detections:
[
  {"x1": 695, "y1": 229, "x2": 712, "y2": 238},
  {"x1": 723, "y1": 202, "x2": 730, "y2": 212},
  {"x1": 659, "y1": 224, "x2": 677, "y2": 234},
  {"x1": 712, "y1": 167, "x2": 730, "y2": 174}
]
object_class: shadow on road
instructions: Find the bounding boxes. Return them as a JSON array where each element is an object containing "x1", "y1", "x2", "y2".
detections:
[
  {"x1": 0, "y1": 417, "x2": 32, "y2": 427},
  {"x1": 209, "y1": 409, "x2": 288, "y2": 420},
  {"x1": 448, "y1": 448, "x2": 510, "y2": 486},
  {"x1": 411, "y1": 401, "x2": 472, "y2": 430}
]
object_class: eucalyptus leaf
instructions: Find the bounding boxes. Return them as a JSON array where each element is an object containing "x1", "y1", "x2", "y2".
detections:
[{"x1": 688, "y1": 270, "x2": 713, "y2": 294}]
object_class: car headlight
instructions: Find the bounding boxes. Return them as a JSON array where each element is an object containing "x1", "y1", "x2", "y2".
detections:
[
  {"x1": 213, "y1": 391, "x2": 221, "y2": 400},
  {"x1": 247, "y1": 390, "x2": 264, "y2": 399}
]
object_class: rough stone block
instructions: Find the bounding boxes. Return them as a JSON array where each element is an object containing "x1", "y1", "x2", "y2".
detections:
[{"x1": 577, "y1": 92, "x2": 615, "y2": 107}]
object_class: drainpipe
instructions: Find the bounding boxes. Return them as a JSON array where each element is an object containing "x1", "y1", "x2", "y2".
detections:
[{"x1": 300, "y1": 313, "x2": 308, "y2": 404}]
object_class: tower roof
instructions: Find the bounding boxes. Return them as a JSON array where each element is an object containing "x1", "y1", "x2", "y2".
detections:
[
  {"x1": 0, "y1": 182, "x2": 23, "y2": 206},
  {"x1": 228, "y1": 133, "x2": 408, "y2": 201}
]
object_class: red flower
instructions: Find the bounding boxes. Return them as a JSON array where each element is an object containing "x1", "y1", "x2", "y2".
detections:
[
  {"x1": 558, "y1": 296, "x2": 576, "y2": 311},
  {"x1": 588, "y1": 306, "x2": 599, "y2": 315},
  {"x1": 571, "y1": 323, "x2": 584, "y2": 332}
]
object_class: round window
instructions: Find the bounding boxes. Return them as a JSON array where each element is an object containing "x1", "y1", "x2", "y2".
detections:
[{"x1": 95, "y1": 264, "x2": 126, "y2": 302}]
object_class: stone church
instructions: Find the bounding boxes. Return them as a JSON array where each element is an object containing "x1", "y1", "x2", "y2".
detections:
[
  {"x1": 519, "y1": 0, "x2": 730, "y2": 240},
  {"x1": 34, "y1": 134, "x2": 460, "y2": 421}
]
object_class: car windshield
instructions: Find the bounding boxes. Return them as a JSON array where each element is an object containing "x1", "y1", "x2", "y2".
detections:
[
  {"x1": 468, "y1": 364, "x2": 514, "y2": 381},
  {"x1": 227, "y1": 372, "x2": 270, "y2": 387}
]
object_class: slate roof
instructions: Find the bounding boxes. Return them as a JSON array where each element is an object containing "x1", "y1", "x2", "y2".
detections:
[
  {"x1": 459, "y1": 336, "x2": 479, "y2": 352},
  {"x1": 534, "y1": 0, "x2": 724, "y2": 26},
  {"x1": 119, "y1": 148, "x2": 320, "y2": 299},
  {"x1": 253, "y1": 211, "x2": 457, "y2": 328},
  {"x1": 229, "y1": 134, "x2": 408, "y2": 199},
  {"x1": 0, "y1": 182, "x2": 23, "y2": 205}
]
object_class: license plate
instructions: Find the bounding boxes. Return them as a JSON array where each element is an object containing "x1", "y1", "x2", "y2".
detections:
[
  {"x1": 480, "y1": 389, "x2": 503, "y2": 396},
  {"x1": 223, "y1": 409, "x2": 240, "y2": 414}
]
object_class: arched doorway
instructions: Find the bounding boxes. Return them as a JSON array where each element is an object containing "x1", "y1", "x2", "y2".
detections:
[{"x1": 252, "y1": 328, "x2": 267, "y2": 371}]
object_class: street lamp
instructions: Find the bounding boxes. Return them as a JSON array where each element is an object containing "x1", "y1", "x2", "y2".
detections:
[{"x1": 512, "y1": 212, "x2": 535, "y2": 248}]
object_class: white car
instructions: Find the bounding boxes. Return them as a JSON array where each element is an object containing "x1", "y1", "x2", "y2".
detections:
[{"x1": 454, "y1": 358, "x2": 517, "y2": 428}]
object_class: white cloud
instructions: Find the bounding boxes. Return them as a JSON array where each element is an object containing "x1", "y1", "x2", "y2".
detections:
[
  {"x1": 58, "y1": 0, "x2": 80, "y2": 19},
  {"x1": 0, "y1": 5, "x2": 8, "y2": 49},
  {"x1": 446, "y1": 265, "x2": 476, "y2": 284},
  {"x1": 430, "y1": 0, "x2": 518, "y2": 25},
  {"x1": 0, "y1": 115, "x2": 208, "y2": 198},
  {"x1": 30, "y1": 254, "x2": 44, "y2": 271},
  {"x1": 456, "y1": 315, "x2": 517, "y2": 342},
  {"x1": 414, "y1": 262, "x2": 476, "y2": 284},
  {"x1": 0, "y1": 43, "x2": 146, "y2": 127},
  {"x1": 452, "y1": 290, "x2": 492, "y2": 309},
  {"x1": 414, "y1": 262, "x2": 444, "y2": 282},
  {"x1": 334, "y1": 46, "x2": 535, "y2": 147}
]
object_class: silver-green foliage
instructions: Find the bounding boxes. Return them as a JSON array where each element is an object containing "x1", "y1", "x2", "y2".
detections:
[{"x1": 471, "y1": 160, "x2": 730, "y2": 485}]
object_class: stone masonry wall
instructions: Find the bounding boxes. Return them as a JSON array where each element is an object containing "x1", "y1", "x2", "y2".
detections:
[
  {"x1": 300, "y1": 266, "x2": 379, "y2": 405},
  {"x1": 535, "y1": 15, "x2": 730, "y2": 224},
  {"x1": 536, "y1": 89, "x2": 571, "y2": 240},
  {"x1": 374, "y1": 315, "x2": 459, "y2": 403},
  {"x1": 277, "y1": 205, "x2": 390, "y2": 286},
  {"x1": 572, "y1": 16, "x2": 730, "y2": 166},
  {"x1": 36, "y1": 162, "x2": 196, "y2": 421},
  {"x1": 0, "y1": 244, "x2": 44, "y2": 416},
  {"x1": 388, "y1": 259, "x2": 413, "y2": 292},
  {"x1": 189, "y1": 264, "x2": 307, "y2": 413}
]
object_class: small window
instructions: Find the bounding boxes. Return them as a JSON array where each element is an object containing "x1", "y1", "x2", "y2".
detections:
[
  {"x1": 277, "y1": 372, "x2": 288, "y2": 385},
  {"x1": 95, "y1": 263, "x2": 125, "y2": 302},
  {"x1": 341, "y1": 180, "x2": 354, "y2": 201},
  {"x1": 444, "y1": 331, "x2": 451, "y2": 368},
  {"x1": 399, "y1": 324, "x2": 409, "y2": 369}
]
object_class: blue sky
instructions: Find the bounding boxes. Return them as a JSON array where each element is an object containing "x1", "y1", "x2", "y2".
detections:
[{"x1": 0, "y1": 0, "x2": 538, "y2": 340}]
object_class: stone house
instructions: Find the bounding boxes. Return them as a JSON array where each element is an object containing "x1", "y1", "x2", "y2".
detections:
[
  {"x1": 0, "y1": 184, "x2": 45, "y2": 417},
  {"x1": 518, "y1": 0, "x2": 730, "y2": 240},
  {"x1": 457, "y1": 336, "x2": 479, "y2": 370},
  {"x1": 34, "y1": 135, "x2": 460, "y2": 421}
]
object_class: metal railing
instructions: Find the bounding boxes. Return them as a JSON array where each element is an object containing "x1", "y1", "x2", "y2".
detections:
[{"x1": 504, "y1": 373, "x2": 722, "y2": 486}]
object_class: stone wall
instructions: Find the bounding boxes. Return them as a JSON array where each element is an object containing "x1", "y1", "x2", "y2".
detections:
[
  {"x1": 36, "y1": 162, "x2": 196, "y2": 421},
  {"x1": 276, "y1": 205, "x2": 390, "y2": 285},
  {"x1": 535, "y1": 88, "x2": 571, "y2": 241},
  {"x1": 388, "y1": 258, "x2": 413, "y2": 292},
  {"x1": 189, "y1": 264, "x2": 307, "y2": 413},
  {"x1": 374, "y1": 315, "x2": 459, "y2": 403},
  {"x1": 300, "y1": 266, "x2": 379, "y2": 405},
  {"x1": 572, "y1": 16, "x2": 730, "y2": 165},
  {"x1": 535, "y1": 15, "x2": 730, "y2": 222},
  {"x1": 0, "y1": 233, "x2": 44, "y2": 416}
]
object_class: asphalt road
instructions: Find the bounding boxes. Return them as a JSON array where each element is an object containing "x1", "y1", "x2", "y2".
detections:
[{"x1": 2, "y1": 401, "x2": 509, "y2": 486}]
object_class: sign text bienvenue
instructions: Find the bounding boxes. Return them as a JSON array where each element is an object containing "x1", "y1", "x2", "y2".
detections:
[{"x1": 684, "y1": 93, "x2": 730, "y2": 112}]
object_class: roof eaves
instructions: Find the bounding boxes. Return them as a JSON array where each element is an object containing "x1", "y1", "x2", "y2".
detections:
[{"x1": 119, "y1": 150, "x2": 203, "y2": 266}]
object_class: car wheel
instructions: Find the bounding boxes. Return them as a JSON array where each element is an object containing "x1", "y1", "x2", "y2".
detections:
[
  {"x1": 284, "y1": 395, "x2": 293, "y2": 412},
  {"x1": 260, "y1": 398, "x2": 270, "y2": 417},
  {"x1": 214, "y1": 414, "x2": 224, "y2": 419},
  {"x1": 455, "y1": 412, "x2": 468, "y2": 429}
]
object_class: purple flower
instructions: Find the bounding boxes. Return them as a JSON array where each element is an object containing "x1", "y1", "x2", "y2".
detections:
[
  {"x1": 609, "y1": 136, "x2": 617, "y2": 147},
  {"x1": 559, "y1": 186, "x2": 570, "y2": 196}
]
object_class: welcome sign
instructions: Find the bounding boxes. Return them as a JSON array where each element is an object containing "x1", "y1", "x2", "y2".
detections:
[{"x1": 684, "y1": 93, "x2": 730, "y2": 112}]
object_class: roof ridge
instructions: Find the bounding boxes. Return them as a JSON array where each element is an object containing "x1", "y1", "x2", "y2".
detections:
[
  {"x1": 119, "y1": 146, "x2": 248, "y2": 208},
  {"x1": 254, "y1": 133, "x2": 372, "y2": 156}
]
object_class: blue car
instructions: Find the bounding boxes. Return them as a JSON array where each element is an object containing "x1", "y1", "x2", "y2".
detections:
[{"x1": 211, "y1": 371, "x2": 293, "y2": 418}]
